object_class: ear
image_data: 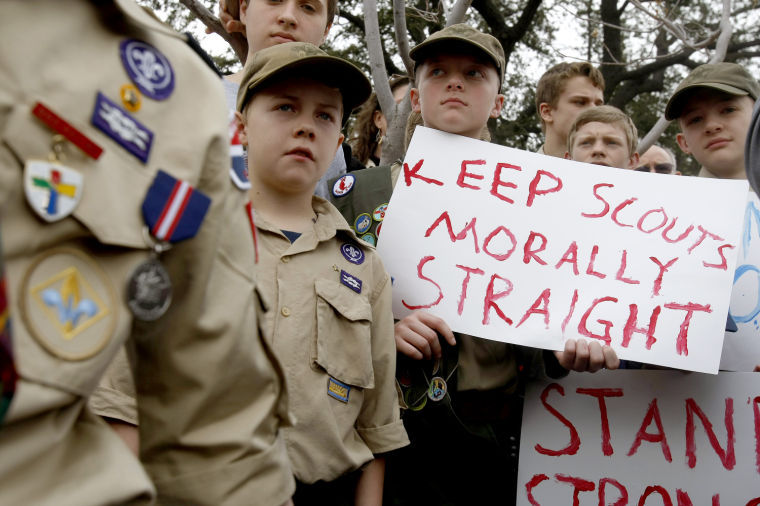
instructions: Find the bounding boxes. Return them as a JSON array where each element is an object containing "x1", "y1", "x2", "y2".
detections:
[
  {"x1": 490, "y1": 94, "x2": 506, "y2": 119},
  {"x1": 322, "y1": 22, "x2": 331, "y2": 44},
  {"x1": 238, "y1": 0, "x2": 248, "y2": 29},
  {"x1": 564, "y1": 151, "x2": 572, "y2": 160},
  {"x1": 676, "y1": 133, "x2": 691, "y2": 154},
  {"x1": 235, "y1": 110, "x2": 249, "y2": 147},
  {"x1": 336, "y1": 132, "x2": 345, "y2": 152},
  {"x1": 627, "y1": 152, "x2": 640, "y2": 170},
  {"x1": 372, "y1": 110, "x2": 385, "y2": 130},
  {"x1": 410, "y1": 88, "x2": 422, "y2": 114},
  {"x1": 539, "y1": 102, "x2": 553, "y2": 124}
]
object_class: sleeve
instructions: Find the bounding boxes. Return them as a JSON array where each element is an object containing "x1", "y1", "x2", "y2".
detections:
[
  {"x1": 130, "y1": 98, "x2": 294, "y2": 505},
  {"x1": 89, "y1": 346, "x2": 138, "y2": 425},
  {"x1": 355, "y1": 269, "x2": 410, "y2": 454}
]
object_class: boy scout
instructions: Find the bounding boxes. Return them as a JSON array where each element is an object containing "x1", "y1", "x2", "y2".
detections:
[
  {"x1": 665, "y1": 62, "x2": 759, "y2": 180},
  {"x1": 536, "y1": 61, "x2": 606, "y2": 157},
  {"x1": 235, "y1": 42, "x2": 408, "y2": 504},
  {"x1": 387, "y1": 24, "x2": 620, "y2": 505},
  {"x1": 0, "y1": 1, "x2": 292, "y2": 504},
  {"x1": 565, "y1": 105, "x2": 640, "y2": 170}
]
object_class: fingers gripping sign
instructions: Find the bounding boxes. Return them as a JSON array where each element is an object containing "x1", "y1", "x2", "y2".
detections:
[
  {"x1": 395, "y1": 310, "x2": 456, "y2": 360},
  {"x1": 554, "y1": 338, "x2": 621, "y2": 373}
]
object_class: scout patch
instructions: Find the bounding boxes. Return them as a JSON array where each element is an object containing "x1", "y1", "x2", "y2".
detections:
[
  {"x1": 92, "y1": 92, "x2": 154, "y2": 163},
  {"x1": 360, "y1": 233, "x2": 376, "y2": 246},
  {"x1": 373, "y1": 203, "x2": 388, "y2": 222},
  {"x1": 340, "y1": 270, "x2": 362, "y2": 294},
  {"x1": 24, "y1": 161, "x2": 83, "y2": 222},
  {"x1": 340, "y1": 242, "x2": 364, "y2": 265},
  {"x1": 20, "y1": 248, "x2": 117, "y2": 361},
  {"x1": 353, "y1": 213, "x2": 371, "y2": 234},
  {"x1": 119, "y1": 83, "x2": 142, "y2": 113},
  {"x1": 332, "y1": 174, "x2": 355, "y2": 197},
  {"x1": 230, "y1": 147, "x2": 250, "y2": 190},
  {"x1": 427, "y1": 376, "x2": 447, "y2": 402},
  {"x1": 327, "y1": 377, "x2": 350, "y2": 403},
  {"x1": 142, "y1": 170, "x2": 211, "y2": 243},
  {"x1": 120, "y1": 39, "x2": 175, "y2": 101},
  {"x1": 375, "y1": 222, "x2": 382, "y2": 237}
]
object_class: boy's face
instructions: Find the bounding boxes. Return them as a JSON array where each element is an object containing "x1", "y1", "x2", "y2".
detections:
[
  {"x1": 409, "y1": 53, "x2": 504, "y2": 139},
  {"x1": 676, "y1": 90, "x2": 754, "y2": 178},
  {"x1": 237, "y1": 78, "x2": 344, "y2": 195},
  {"x1": 240, "y1": 0, "x2": 330, "y2": 53},
  {"x1": 566, "y1": 121, "x2": 638, "y2": 170},
  {"x1": 541, "y1": 75, "x2": 604, "y2": 142}
]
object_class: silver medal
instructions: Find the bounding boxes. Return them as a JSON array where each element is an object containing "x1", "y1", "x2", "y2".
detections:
[{"x1": 127, "y1": 258, "x2": 172, "y2": 321}]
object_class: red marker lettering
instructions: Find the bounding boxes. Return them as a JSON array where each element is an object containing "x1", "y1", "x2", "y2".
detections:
[
  {"x1": 527, "y1": 170, "x2": 563, "y2": 207},
  {"x1": 578, "y1": 296, "x2": 618, "y2": 345},
  {"x1": 555, "y1": 474, "x2": 595, "y2": 506},
  {"x1": 611, "y1": 198, "x2": 637, "y2": 228},
  {"x1": 628, "y1": 399, "x2": 672, "y2": 462},
  {"x1": 483, "y1": 226, "x2": 517, "y2": 261},
  {"x1": 753, "y1": 396, "x2": 760, "y2": 475},
  {"x1": 483, "y1": 274, "x2": 514, "y2": 325},
  {"x1": 524, "y1": 231, "x2": 548, "y2": 265},
  {"x1": 586, "y1": 245, "x2": 606, "y2": 279},
  {"x1": 685, "y1": 397, "x2": 736, "y2": 470},
  {"x1": 525, "y1": 474, "x2": 549, "y2": 506},
  {"x1": 582, "y1": 183, "x2": 614, "y2": 218},
  {"x1": 638, "y1": 486, "x2": 673, "y2": 506},
  {"x1": 403, "y1": 159, "x2": 443, "y2": 187},
  {"x1": 555, "y1": 241, "x2": 580, "y2": 275},
  {"x1": 615, "y1": 250, "x2": 640, "y2": 285},
  {"x1": 490, "y1": 162, "x2": 521, "y2": 204},
  {"x1": 599, "y1": 478, "x2": 628, "y2": 506},
  {"x1": 457, "y1": 159, "x2": 486, "y2": 190},
  {"x1": 649, "y1": 256, "x2": 678, "y2": 297},
  {"x1": 516, "y1": 288, "x2": 551, "y2": 329},
  {"x1": 687, "y1": 225, "x2": 722, "y2": 255},
  {"x1": 703, "y1": 244, "x2": 734, "y2": 270},
  {"x1": 676, "y1": 490, "x2": 693, "y2": 506},
  {"x1": 576, "y1": 388, "x2": 623, "y2": 456},
  {"x1": 401, "y1": 256, "x2": 443, "y2": 310},
  {"x1": 622, "y1": 304, "x2": 660, "y2": 350},
  {"x1": 662, "y1": 218, "x2": 694, "y2": 244},
  {"x1": 425, "y1": 211, "x2": 479, "y2": 253},
  {"x1": 562, "y1": 289, "x2": 579, "y2": 335},
  {"x1": 535, "y1": 383, "x2": 581, "y2": 456},
  {"x1": 638, "y1": 207, "x2": 668, "y2": 233},
  {"x1": 664, "y1": 302, "x2": 712, "y2": 356},
  {"x1": 455, "y1": 265, "x2": 484, "y2": 316}
]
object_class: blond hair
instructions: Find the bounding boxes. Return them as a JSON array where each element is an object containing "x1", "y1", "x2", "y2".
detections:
[
  {"x1": 535, "y1": 62, "x2": 605, "y2": 132},
  {"x1": 567, "y1": 105, "x2": 638, "y2": 156}
]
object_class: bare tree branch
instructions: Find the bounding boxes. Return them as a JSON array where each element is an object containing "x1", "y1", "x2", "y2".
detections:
[
  {"x1": 178, "y1": 0, "x2": 247, "y2": 62},
  {"x1": 447, "y1": 0, "x2": 473, "y2": 25},
  {"x1": 708, "y1": 0, "x2": 733, "y2": 63},
  {"x1": 393, "y1": 0, "x2": 415, "y2": 76}
]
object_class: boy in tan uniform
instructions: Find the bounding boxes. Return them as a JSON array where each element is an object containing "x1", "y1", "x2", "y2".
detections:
[
  {"x1": 565, "y1": 104, "x2": 640, "y2": 170},
  {"x1": 235, "y1": 42, "x2": 408, "y2": 504},
  {"x1": 0, "y1": 0, "x2": 291, "y2": 504},
  {"x1": 388, "y1": 24, "x2": 620, "y2": 505},
  {"x1": 536, "y1": 61, "x2": 605, "y2": 157},
  {"x1": 665, "y1": 62, "x2": 759, "y2": 180}
]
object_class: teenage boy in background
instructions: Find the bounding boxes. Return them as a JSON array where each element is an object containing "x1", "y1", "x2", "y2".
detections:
[
  {"x1": 536, "y1": 62, "x2": 605, "y2": 157},
  {"x1": 565, "y1": 104, "x2": 640, "y2": 170}
]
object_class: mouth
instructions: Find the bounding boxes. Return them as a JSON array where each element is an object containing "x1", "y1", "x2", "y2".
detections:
[
  {"x1": 705, "y1": 138, "x2": 731, "y2": 150},
  {"x1": 286, "y1": 147, "x2": 314, "y2": 161},
  {"x1": 441, "y1": 98, "x2": 466, "y2": 106},
  {"x1": 591, "y1": 161, "x2": 610, "y2": 167},
  {"x1": 270, "y1": 32, "x2": 296, "y2": 42}
]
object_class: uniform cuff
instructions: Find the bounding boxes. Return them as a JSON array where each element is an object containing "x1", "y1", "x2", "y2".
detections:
[
  {"x1": 89, "y1": 386, "x2": 138, "y2": 425},
  {"x1": 357, "y1": 419, "x2": 410, "y2": 455},
  {"x1": 150, "y1": 434, "x2": 295, "y2": 506}
]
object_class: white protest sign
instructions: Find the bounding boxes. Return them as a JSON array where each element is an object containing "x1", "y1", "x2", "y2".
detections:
[
  {"x1": 377, "y1": 127, "x2": 748, "y2": 373},
  {"x1": 517, "y1": 370, "x2": 760, "y2": 505},
  {"x1": 721, "y1": 192, "x2": 760, "y2": 371}
]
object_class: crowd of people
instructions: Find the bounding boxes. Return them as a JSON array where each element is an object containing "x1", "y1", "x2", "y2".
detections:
[{"x1": 1, "y1": 0, "x2": 759, "y2": 505}]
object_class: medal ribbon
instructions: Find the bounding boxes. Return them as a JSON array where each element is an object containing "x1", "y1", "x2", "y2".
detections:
[
  {"x1": 0, "y1": 231, "x2": 17, "y2": 426},
  {"x1": 32, "y1": 102, "x2": 103, "y2": 160}
]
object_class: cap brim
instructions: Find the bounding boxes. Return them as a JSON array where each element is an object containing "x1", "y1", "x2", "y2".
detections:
[
  {"x1": 239, "y1": 56, "x2": 371, "y2": 123},
  {"x1": 665, "y1": 82, "x2": 750, "y2": 120},
  {"x1": 410, "y1": 39, "x2": 502, "y2": 83}
]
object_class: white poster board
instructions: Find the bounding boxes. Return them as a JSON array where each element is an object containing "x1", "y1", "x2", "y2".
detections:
[
  {"x1": 377, "y1": 128, "x2": 748, "y2": 373},
  {"x1": 721, "y1": 192, "x2": 760, "y2": 371},
  {"x1": 517, "y1": 370, "x2": 760, "y2": 505}
]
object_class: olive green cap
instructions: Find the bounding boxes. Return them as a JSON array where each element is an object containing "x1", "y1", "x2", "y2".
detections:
[
  {"x1": 665, "y1": 62, "x2": 760, "y2": 120},
  {"x1": 409, "y1": 23, "x2": 506, "y2": 87},
  {"x1": 236, "y1": 42, "x2": 371, "y2": 123}
]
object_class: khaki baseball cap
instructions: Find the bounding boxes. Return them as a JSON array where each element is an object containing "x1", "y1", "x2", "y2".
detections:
[
  {"x1": 236, "y1": 42, "x2": 371, "y2": 123},
  {"x1": 665, "y1": 62, "x2": 760, "y2": 120},
  {"x1": 409, "y1": 23, "x2": 506, "y2": 87}
]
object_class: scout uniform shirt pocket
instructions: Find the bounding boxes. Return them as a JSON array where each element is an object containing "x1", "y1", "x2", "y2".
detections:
[
  {"x1": 314, "y1": 278, "x2": 375, "y2": 390},
  {"x1": 2, "y1": 103, "x2": 152, "y2": 402}
]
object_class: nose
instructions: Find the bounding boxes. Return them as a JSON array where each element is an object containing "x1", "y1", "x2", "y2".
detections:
[
  {"x1": 446, "y1": 74, "x2": 464, "y2": 90},
  {"x1": 591, "y1": 140, "x2": 606, "y2": 157},
  {"x1": 278, "y1": 1, "x2": 298, "y2": 26},
  {"x1": 295, "y1": 121, "x2": 315, "y2": 139},
  {"x1": 704, "y1": 112, "x2": 722, "y2": 134}
]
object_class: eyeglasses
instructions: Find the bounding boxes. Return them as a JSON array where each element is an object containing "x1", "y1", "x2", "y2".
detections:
[{"x1": 635, "y1": 163, "x2": 675, "y2": 174}]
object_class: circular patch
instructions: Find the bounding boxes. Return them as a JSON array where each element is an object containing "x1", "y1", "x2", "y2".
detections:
[
  {"x1": 120, "y1": 83, "x2": 142, "y2": 113},
  {"x1": 19, "y1": 248, "x2": 117, "y2": 361},
  {"x1": 373, "y1": 203, "x2": 388, "y2": 222},
  {"x1": 127, "y1": 259, "x2": 172, "y2": 321},
  {"x1": 427, "y1": 376, "x2": 447, "y2": 402},
  {"x1": 120, "y1": 39, "x2": 175, "y2": 101},
  {"x1": 332, "y1": 174, "x2": 355, "y2": 197},
  {"x1": 340, "y1": 242, "x2": 365, "y2": 265},
  {"x1": 375, "y1": 222, "x2": 382, "y2": 237},
  {"x1": 360, "y1": 233, "x2": 376, "y2": 246},
  {"x1": 354, "y1": 213, "x2": 372, "y2": 234}
]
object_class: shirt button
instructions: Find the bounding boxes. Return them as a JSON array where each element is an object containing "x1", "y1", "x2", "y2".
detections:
[
  {"x1": 282, "y1": 256, "x2": 290, "y2": 263},
  {"x1": 281, "y1": 307, "x2": 291, "y2": 317}
]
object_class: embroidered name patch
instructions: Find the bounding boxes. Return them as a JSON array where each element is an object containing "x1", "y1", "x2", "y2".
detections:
[
  {"x1": 340, "y1": 270, "x2": 362, "y2": 294},
  {"x1": 327, "y1": 377, "x2": 350, "y2": 403},
  {"x1": 92, "y1": 92, "x2": 154, "y2": 163}
]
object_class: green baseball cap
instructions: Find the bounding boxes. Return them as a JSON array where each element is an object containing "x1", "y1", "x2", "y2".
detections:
[
  {"x1": 409, "y1": 23, "x2": 506, "y2": 87},
  {"x1": 665, "y1": 62, "x2": 760, "y2": 120},
  {"x1": 236, "y1": 42, "x2": 371, "y2": 123}
]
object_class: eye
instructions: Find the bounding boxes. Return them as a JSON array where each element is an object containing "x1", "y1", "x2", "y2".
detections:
[
  {"x1": 317, "y1": 111, "x2": 335, "y2": 122},
  {"x1": 686, "y1": 115, "x2": 702, "y2": 126},
  {"x1": 723, "y1": 106, "x2": 737, "y2": 114},
  {"x1": 607, "y1": 140, "x2": 619, "y2": 146},
  {"x1": 466, "y1": 68, "x2": 485, "y2": 78},
  {"x1": 276, "y1": 103, "x2": 295, "y2": 112},
  {"x1": 430, "y1": 68, "x2": 444, "y2": 77},
  {"x1": 300, "y1": 1, "x2": 317, "y2": 12}
]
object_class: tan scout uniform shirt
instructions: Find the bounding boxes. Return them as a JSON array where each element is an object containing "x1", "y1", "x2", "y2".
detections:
[
  {"x1": 0, "y1": 1, "x2": 292, "y2": 504},
  {"x1": 256, "y1": 197, "x2": 409, "y2": 484}
]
